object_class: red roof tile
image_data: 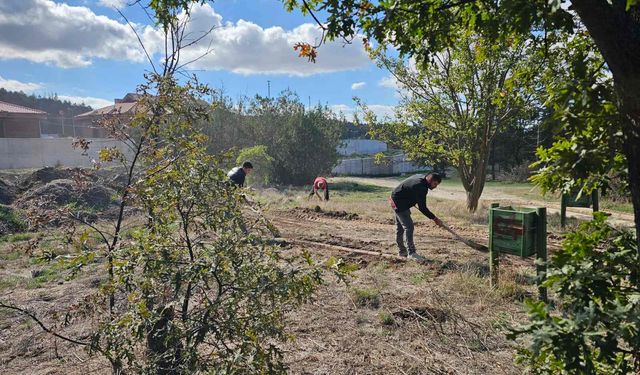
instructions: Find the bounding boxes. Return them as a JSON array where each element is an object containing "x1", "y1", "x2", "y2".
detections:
[
  {"x1": 0, "y1": 100, "x2": 47, "y2": 115},
  {"x1": 75, "y1": 101, "x2": 138, "y2": 117}
]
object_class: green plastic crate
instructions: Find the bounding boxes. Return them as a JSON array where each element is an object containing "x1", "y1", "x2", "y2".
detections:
[{"x1": 490, "y1": 206, "x2": 538, "y2": 257}]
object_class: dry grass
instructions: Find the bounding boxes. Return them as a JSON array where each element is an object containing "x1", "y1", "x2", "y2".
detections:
[{"x1": 0, "y1": 181, "x2": 545, "y2": 374}]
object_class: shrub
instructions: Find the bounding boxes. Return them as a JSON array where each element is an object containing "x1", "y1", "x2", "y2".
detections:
[
  {"x1": 236, "y1": 145, "x2": 274, "y2": 186},
  {"x1": 509, "y1": 213, "x2": 640, "y2": 373},
  {"x1": 353, "y1": 287, "x2": 381, "y2": 309}
]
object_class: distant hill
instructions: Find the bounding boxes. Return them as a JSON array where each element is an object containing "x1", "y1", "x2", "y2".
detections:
[{"x1": 0, "y1": 88, "x2": 92, "y2": 116}]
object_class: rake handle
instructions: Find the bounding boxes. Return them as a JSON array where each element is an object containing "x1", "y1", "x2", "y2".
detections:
[{"x1": 439, "y1": 221, "x2": 488, "y2": 252}]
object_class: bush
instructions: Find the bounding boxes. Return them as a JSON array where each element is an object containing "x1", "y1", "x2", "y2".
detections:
[
  {"x1": 236, "y1": 145, "x2": 274, "y2": 187},
  {"x1": 205, "y1": 91, "x2": 344, "y2": 185},
  {"x1": 353, "y1": 287, "x2": 381, "y2": 309},
  {"x1": 0, "y1": 205, "x2": 26, "y2": 235},
  {"x1": 509, "y1": 213, "x2": 640, "y2": 373},
  {"x1": 379, "y1": 311, "x2": 395, "y2": 326},
  {"x1": 500, "y1": 162, "x2": 533, "y2": 182}
]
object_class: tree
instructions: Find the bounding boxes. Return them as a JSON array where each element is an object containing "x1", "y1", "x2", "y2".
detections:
[
  {"x1": 0, "y1": 3, "x2": 351, "y2": 373},
  {"x1": 85, "y1": 76, "x2": 331, "y2": 373},
  {"x1": 0, "y1": 88, "x2": 92, "y2": 115},
  {"x1": 204, "y1": 91, "x2": 345, "y2": 186},
  {"x1": 237, "y1": 145, "x2": 275, "y2": 186},
  {"x1": 530, "y1": 31, "x2": 627, "y2": 200},
  {"x1": 364, "y1": 37, "x2": 536, "y2": 211},
  {"x1": 279, "y1": 0, "x2": 640, "y2": 243},
  {"x1": 246, "y1": 92, "x2": 344, "y2": 185}
]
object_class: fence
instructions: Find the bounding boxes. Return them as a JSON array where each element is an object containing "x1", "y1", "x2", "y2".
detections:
[
  {"x1": 337, "y1": 139, "x2": 387, "y2": 156},
  {"x1": 0, "y1": 138, "x2": 131, "y2": 169},
  {"x1": 331, "y1": 154, "x2": 426, "y2": 176},
  {"x1": 39, "y1": 117, "x2": 108, "y2": 138}
]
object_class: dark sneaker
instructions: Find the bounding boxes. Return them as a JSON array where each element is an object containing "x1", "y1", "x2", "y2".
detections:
[
  {"x1": 398, "y1": 250, "x2": 408, "y2": 257},
  {"x1": 407, "y1": 252, "x2": 426, "y2": 261}
]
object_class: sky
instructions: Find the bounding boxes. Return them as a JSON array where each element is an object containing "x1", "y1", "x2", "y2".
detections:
[{"x1": 0, "y1": 0, "x2": 400, "y2": 119}]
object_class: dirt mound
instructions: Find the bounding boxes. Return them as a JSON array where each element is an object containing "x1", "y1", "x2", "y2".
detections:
[
  {"x1": 295, "y1": 207, "x2": 359, "y2": 221},
  {"x1": 18, "y1": 179, "x2": 76, "y2": 208},
  {"x1": 0, "y1": 204, "x2": 26, "y2": 235},
  {"x1": 18, "y1": 167, "x2": 81, "y2": 191},
  {"x1": 0, "y1": 179, "x2": 17, "y2": 204},
  {"x1": 80, "y1": 185, "x2": 114, "y2": 208},
  {"x1": 17, "y1": 178, "x2": 116, "y2": 209}
]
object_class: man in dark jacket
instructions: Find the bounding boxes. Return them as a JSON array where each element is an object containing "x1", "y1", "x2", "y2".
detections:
[
  {"x1": 390, "y1": 173, "x2": 443, "y2": 258},
  {"x1": 227, "y1": 161, "x2": 253, "y2": 187},
  {"x1": 226, "y1": 161, "x2": 253, "y2": 234}
]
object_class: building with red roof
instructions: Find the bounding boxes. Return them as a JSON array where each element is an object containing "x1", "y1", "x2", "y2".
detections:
[{"x1": 0, "y1": 100, "x2": 47, "y2": 138}]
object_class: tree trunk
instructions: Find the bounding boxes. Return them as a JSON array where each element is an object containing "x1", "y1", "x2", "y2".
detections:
[
  {"x1": 147, "y1": 306, "x2": 182, "y2": 375},
  {"x1": 461, "y1": 148, "x2": 489, "y2": 212},
  {"x1": 572, "y1": 0, "x2": 640, "y2": 244},
  {"x1": 491, "y1": 141, "x2": 496, "y2": 181}
]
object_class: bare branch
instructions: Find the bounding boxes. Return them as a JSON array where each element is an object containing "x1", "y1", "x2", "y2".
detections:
[
  {"x1": 117, "y1": 8, "x2": 157, "y2": 75},
  {"x1": 0, "y1": 302, "x2": 92, "y2": 347}
]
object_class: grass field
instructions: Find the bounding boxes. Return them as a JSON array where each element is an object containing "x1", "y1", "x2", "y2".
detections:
[{"x1": 0, "y1": 178, "x2": 627, "y2": 374}]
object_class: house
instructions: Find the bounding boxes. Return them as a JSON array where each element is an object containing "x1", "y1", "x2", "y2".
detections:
[
  {"x1": 73, "y1": 93, "x2": 141, "y2": 138},
  {"x1": 0, "y1": 100, "x2": 47, "y2": 138}
]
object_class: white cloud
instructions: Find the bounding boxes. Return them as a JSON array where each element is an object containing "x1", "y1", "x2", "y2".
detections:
[
  {"x1": 0, "y1": 76, "x2": 43, "y2": 93},
  {"x1": 378, "y1": 75, "x2": 399, "y2": 90},
  {"x1": 98, "y1": 0, "x2": 126, "y2": 8},
  {"x1": 351, "y1": 82, "x2": 366, "y2": 90},
  {"x1": 166, "y1": 4, "x2": 370, "y2": 76},
  {"x1": 0, "y1": 2, "x2": 370, "y2": 75},
  {"x1": 0, "y1": 76, "x2": 110, "y2": 108},
  {"x1": 0, "y1": 0, "x2": 146, "y2": 68},
  {"x1": 330, "y1": 104, "x2": 396, "y2": 121},
  {"x1": 57, "y1": 95, "x2": 112, "y2": 109}
]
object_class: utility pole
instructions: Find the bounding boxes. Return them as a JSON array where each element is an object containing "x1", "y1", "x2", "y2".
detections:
[{"x1": 267, "y1": 80, "x2": 271, "y2": 98}]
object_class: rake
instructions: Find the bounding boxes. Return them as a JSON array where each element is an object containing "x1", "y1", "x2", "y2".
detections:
[{"x1": 438, "y1": 221, "x2": 488, "y2": 252}]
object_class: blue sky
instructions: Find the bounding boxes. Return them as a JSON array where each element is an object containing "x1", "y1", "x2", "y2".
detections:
[{"x1": 0, "y1": 0, "x2": 399, "y2": 118}]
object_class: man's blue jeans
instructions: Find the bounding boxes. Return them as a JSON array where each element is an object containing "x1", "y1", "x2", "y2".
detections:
[{"x1": 394, "y1": 209, "x2": 415, "y2": 256}]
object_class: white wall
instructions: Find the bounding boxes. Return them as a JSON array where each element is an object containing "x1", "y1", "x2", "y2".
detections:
[
  {"x1": 0, "y1": 138, "x2": 131, "y2": 169},
  {"x1": 332, "y1": 154, "x2": 426, "y2": 176},
  {"x1": 337, "y1": 139, "x2": 387, "y2": 156}
]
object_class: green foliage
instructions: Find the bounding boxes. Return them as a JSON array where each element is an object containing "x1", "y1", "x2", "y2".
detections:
[
  {"x1": 236, "y1": 145, "x2": 275, "y2": 186},
  {"x1": 0, "y1": 205, "x2": 26, "y2": 234},
  {"x1": 530, "y1": 32, "x2": 627, "y2": 199},
  {"x1": 280, "y1": 0, "x2": 640, "y2": 240},
  {"x1": 509, "y1": 213, "x2": 640, "y2": 373},
  {"x1": 0, "y1": 87, "x2": 92, "y2": 115},
  {"x1": 147, "y1": 0, "x2": 207, "y2": 31},
  {"x1": 378, "y1": 311, "x2": 395, "y2": 326},
  {"x1": 329, "y1": 182, "x2": 387, "y2": 193},
  {"x1": 0, "y1": 75, "x2": 353, "y2": 374},
  {"x1": 352, "y1": 287, "x2": 380, "y2": 308},
  {"x1": 0, "y1": 232, "x2": 33, "y2": 244},
  {"x1": 281, "y1": 0, "x2": 574, "y2": 68},
  {"x1": 205, "y1": 91, "x2": 344, "y2": 185},
  {"x1": 81, "y1": 77, "x2": 340, "y2": 374},
  {"x1": 363, "y1": 36, "x2": 538, "y2": 211}
]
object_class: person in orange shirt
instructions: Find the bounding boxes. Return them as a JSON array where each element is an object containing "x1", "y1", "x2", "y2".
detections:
[{"x1": 309, "y1": 176, "x2": 330, "y2": 201}]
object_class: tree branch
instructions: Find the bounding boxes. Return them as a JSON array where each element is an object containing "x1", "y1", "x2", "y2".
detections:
[{"x1": 0, "y1": 302, "x2": 92, "y2": 347}]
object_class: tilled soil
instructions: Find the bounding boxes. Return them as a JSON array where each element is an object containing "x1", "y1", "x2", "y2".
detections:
[{"x1": 265, "y1": 206, "x2": 534, "y2": 375}]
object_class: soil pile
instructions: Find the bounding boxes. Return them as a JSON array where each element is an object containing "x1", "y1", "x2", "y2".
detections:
[
  {"x1": 0, "y1": 179, "x2": 16, "y2": 204},
  {"x1": 0, "y1": 167, "x2": 123, "y2": 231}
]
